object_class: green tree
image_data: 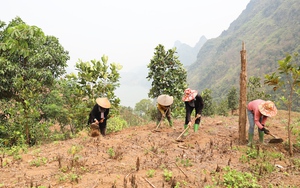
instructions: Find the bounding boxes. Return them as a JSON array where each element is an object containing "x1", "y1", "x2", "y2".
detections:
[
  {"x1": 265, "y1": 53, "x2": 300, "y2": 156},
  {"x1": 66, "y1": 55, "x2": 122, "y2": 113},
  {"x1": 216, "y1": 99, "x2": 229, "y2": 116},
  {"x1": 0, "y1": 17, "x2": 69, "y2": 99},
  {"x1": 41, "y1": 79, "x2": 90, "y2": 135},
  {"x1": 227, "y1": 87, "x2": 238, "y2": 115},
  {"x1": 0, "y1": 17, "x2": 69, "y2": 145},
  {"x1": 247, "y1": 76, "x2": 270, "y2": 102},
  {"x1": 134, "y1": 99, "x2": 155, "y2": 119},
  {"x1": 146, "y1": 44, "x2": 188, "y2": 112},
  {"x1": 201, "y1": 89, "x2": 215, "y2": 116},
  {"x1": 119, "y1": 106, "x2": 146, "y2": 126}
]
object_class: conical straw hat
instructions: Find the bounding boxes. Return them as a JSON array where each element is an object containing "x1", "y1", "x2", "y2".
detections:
[
  {"x1": 258, "y1": 100, "x2": 277, "y2": 117},
  {"x1": 157, "y1": 94, "x2": 173, "y2": 106},
  {"x1": 96, "y1": 97, "x2": 111, "y2": 108}
]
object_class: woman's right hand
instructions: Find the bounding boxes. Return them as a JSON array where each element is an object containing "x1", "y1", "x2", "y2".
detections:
[{"x1": 94, "y1": 119, "x2": 99, "y2": 125}]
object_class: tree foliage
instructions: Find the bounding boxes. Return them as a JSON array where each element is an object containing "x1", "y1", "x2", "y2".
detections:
[
  {"x1": 0, "y1": 17, "x2": 69, "y2": 100},
  {"x1": 216, "y1": 98, "x2": 229, "y2": 116},
  {"x1": 134, "y1": 99, "x2": 155, "y2": 119},
  {"x1": 264, "y1": 53, "x2": 300, "y2": 156},
  {"x1": 201, "y1": 89, "x2": 215, "y2": 116},
  {"x1": 41, "y1": 79, "x2": 90, "y2": 134},
  {"x1": 147, "y1": 44, "x2": 187, "y2": 99},
  {"x1": 247, "y1": 76, "x2": 271, "y2": 102},
  {"x1": 146, "y1": 44, "x2": 187, "y2": 116},
  {"x1": 0, "y1": 17, "x2": 136, "y2": 147},
  {"x1": 0, "y1": 17, "x2": 69, "y2": 145},
  {"x1": 66, "y1": 55, "x2": 122, "y2": 113},
  {"x1": 227, "y1": 87, "x2": 239, "y2": 115}
]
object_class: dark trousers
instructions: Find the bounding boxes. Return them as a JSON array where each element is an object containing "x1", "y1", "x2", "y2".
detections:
[
  {"x1": 157, "y1": 108, "x2": 171, "y2": 124},
  {"x1": 185, "y1": 105, "x2": 201, "y2": 125},
  {"x1": 99, "y1": 123, "x2": 106, "y2": 136}
]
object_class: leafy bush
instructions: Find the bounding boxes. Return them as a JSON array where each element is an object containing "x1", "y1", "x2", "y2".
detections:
[{"x1": 107, "y1": 116, "x2": 128, "y2": 133}]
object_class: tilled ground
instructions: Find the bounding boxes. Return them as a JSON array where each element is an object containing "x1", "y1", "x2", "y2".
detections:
[{"x1": 0, "y1": 111, "x2": 300, "y2": 188}]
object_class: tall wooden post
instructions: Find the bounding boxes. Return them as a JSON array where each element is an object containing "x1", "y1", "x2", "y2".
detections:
[{"x1": 239, "y1": 42, "x2": 247, "y2": 143}]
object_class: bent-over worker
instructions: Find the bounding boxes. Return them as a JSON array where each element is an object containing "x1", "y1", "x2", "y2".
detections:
[
  {"x1": 247, "y1": 99, "x2": 277, "y2": 146},
  {"x1": 88, "y1": 97, "x2": 111, "y2": 136},
  {"x1": 157, "y1": 94, "x2": 174, "y2": 127},
  {"x1": 182, "y1": 88, "x2": 204, "y2": 134}
]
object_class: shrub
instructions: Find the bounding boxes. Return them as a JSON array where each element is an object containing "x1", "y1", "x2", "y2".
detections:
[{"x1": 107, "y1": 116, "x2": 128, "y2": 133}]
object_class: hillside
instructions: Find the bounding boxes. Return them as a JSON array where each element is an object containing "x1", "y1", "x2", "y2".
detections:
[
  {"x1": 174, "y1": 36, "x2": 207, "y2": 66},
  {"x1": 1, "y1": 110, "x2": 300, "y2": 187},
  {"x1": 187, "y1": 0, "x2": 300, "y2": 99}
]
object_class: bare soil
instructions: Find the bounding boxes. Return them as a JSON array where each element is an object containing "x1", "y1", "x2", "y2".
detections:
[{"x1": 1, "y1": 110, "x2": 300, "y2": 188}]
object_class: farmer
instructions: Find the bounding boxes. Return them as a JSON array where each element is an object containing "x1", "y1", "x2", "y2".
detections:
[
  {"x1": 157, "y1": 94, "x2": 174, "y2": 127},
  {"x1": 247, "y1": 99, "x2": 277, "y2": 146},
  {"x1": 88, "y1": 97, "x2": 111, "y2": 136},
  {"x1": 182, "y1": 88, "x2": 204, "y2": 134}
]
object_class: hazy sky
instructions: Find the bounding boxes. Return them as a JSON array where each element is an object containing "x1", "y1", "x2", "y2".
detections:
[
  {"x1": 2, "y1": 0, "x2": 250, "y2": 70},
  {"x1": 2, "y1": 0, "x2": 250, "y2": 107}
]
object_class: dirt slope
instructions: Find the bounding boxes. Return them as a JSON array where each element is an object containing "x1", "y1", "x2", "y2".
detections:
[{"x1": 0, "y1": 110, "x2": 299, "y2": 188}]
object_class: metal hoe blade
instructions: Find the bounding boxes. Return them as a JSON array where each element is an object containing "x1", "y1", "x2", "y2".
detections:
[
  {"x1": 269, "y1": 138, "x2": 283, "y2": 143},
  {"x1": 268, "y1": 132, "x2": 283, "y2": 143}
]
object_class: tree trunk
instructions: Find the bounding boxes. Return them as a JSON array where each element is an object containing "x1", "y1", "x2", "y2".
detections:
[
  {"x1": 288, "y1": 88, "x2": 293, "y2": 156},
  {"x1": 239, "y1": 42, "x2": 247, "y2": 144}
]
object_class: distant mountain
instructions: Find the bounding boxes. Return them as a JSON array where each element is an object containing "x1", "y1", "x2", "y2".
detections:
[
  {"x1": 187, "y1": 0, "x2": 300, "y2": 99},
  {"x1": 117, "y1": 36, "x2": 207, "y2": 107},
  {"x1": 174, "y1": 36, "x2": 207, "y2": 66}
]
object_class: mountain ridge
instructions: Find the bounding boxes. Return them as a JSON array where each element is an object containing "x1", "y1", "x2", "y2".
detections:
[
  {"x1": 174, "y1": 36, "x2": 207, "y2": 66},
  {"x1": 187, "y1": 0, "x2": 300, "y2": 99}
]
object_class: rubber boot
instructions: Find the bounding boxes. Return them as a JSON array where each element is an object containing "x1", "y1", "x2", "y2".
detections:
[
  {"x1": 183, "y1": 124, "x2": 189, "y2": 136},
  {"x1": 169, "y1": 120, "x2": 173, "y2": 127},
  {"x1": 194, "y1": 124, "x2": 199, "y2": 132},
  {"x1": 247, "y1": 133, "x2": 254, "y2": 147},
  {"x1": 259, "y1": 130, "x2": 265, "y2": 145},
  {"x1": 100, "y1": 127, "x2": 106, "y2": 137}
]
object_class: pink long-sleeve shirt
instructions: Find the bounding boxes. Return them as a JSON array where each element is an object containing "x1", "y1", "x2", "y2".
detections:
[{"x1": 247, "y1": 99, "x2": 267, "y2": 129}]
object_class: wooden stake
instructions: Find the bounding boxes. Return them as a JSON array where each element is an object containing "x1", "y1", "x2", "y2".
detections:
[{"x1": 239, "y1": 41, "x2": 247, "y2": 143}]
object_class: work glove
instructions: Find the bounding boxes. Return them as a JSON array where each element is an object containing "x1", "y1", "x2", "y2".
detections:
[
  {"x1": 261, "y1": 124, "x2": 270, "y2": 134},
  {"x1": 262, "y1": 127, "x2": 270, "y2": 134},
  {"x1": 196, "y1": 114, "x2": 201, "y2": 119}
]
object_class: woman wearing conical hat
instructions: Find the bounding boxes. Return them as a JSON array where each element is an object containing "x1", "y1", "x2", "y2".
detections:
[
  {"x1": 87, "y1": 97, "x2": 111, "y2": 136},
  {"x1": 182, "y1": 88, "x2": 204, "y2": 135},
  {"x1": 247, "y1": 99, "x2": 277, "y2": 147},
  {"x1": 157, "y1": 94, "x2": 174, "y2": 127}
]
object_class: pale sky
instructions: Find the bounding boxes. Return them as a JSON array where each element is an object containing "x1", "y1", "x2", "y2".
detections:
[{"x1": 2, "y1": 0, "x2": 250, "y2": 107}]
